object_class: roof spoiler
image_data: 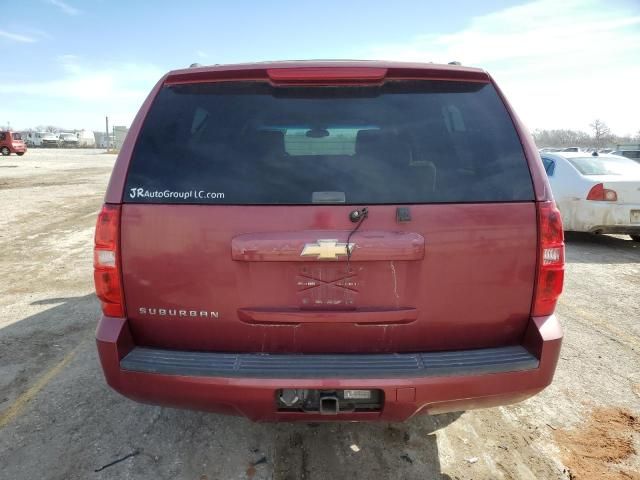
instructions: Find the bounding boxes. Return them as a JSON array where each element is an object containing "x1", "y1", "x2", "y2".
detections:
[{"x1": 164, "y1": 62, "x2": 489, "y2": 86}]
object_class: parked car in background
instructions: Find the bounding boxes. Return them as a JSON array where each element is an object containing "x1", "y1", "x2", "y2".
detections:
[
  {"x1": 41, "y1": 133, "x2": 60, "y2": 147},
  {"x1": 22, "y1": 131, "x2": 48, "y2": 147},
  {"x1": 541, "y1": 152, "x2": 640, "y2": 241},
  {"x1": 0, "y1": 131, "x2": 27, "y2": 156},
  {"x1": 561, "y1": 146, "x2": 583, "y2": 152},
  {"x1": 539, "y1": 147, "x2": 562, "y2": 153},
  {"x1": 59, "y1": 132, "x2": 79, "y2": 147},
  {"x1": 610, "y1": 149, "x2": 640, "y2": 162},
  {"x1": 95, "y1": 60, "x2": 564, "y2": 422}
]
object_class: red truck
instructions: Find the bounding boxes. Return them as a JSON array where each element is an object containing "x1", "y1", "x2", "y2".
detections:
[
  {"x1": 95, "y1": 61, "x2": 564, "y2": 421},
  {"x1": 0, "y1": 131, "x2": 27, "y2": 156}
]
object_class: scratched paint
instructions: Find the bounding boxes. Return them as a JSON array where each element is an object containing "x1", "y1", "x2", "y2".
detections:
[{"x1": 389, "y1": 261, "x2": 400, "y2": 304}]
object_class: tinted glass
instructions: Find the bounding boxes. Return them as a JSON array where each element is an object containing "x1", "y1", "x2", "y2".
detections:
[
  {"x1": 542, "y1": 157, "x2": 555, "y2": 176},
  {"x1": 125, "y1": 81, "x2": 534, "y2": 204},
  {"x1": 568, "y1": 156, "x2": 640, "y2": 176}
]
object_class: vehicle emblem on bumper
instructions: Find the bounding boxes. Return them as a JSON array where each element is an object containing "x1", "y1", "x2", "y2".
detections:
[{"x1": 300, "y1": 239, "x2": 354, "y2": 260}]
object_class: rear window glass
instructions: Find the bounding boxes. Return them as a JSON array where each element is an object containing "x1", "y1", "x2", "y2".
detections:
[
  {"x1": 125, "y1": 81, "x2": 534, "y2": 204},
  {"x1": 567, "y1": 156, "x2": 640, "y2": 176}
]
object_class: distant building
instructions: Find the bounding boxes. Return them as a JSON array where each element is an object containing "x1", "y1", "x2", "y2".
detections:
[
  {"x1": 615, "y1": 143, "x2": 640, "y2": 151},
  {"x1": 94, "y1": 131, "x2": 113, "y2": 149},
  {"x1": 76, "y1": 130, "x2": 96, "y2": 148},
  {"x1": 113, "y1": 126, "x2": 129, "y2": 149}
]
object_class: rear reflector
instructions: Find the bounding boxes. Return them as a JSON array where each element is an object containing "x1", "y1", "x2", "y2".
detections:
[
  {"x1": 532, "y1": 202, "x2": 565, "y2": 317},
  {"x1": 94, "y1": 204, "x2": 125, "y2": 317},
  {"x1": 586, "y1": 183, "x2": 618, "y2": 201}
]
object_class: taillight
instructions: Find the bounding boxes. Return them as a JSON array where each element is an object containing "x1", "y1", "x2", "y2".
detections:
[
  {"x1": 94, "y1": 204, "x2": 125, "y2": 317},
  {"x1": 586, "y1": 183, "x2": 617, "y2": 201},
  {"x1": 532, "y1": 202, "x2": 565, "y2": 317}
]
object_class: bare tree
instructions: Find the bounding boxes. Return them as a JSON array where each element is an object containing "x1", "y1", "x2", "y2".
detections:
[
  {"x1": 532, "y1": 129, "x2": 591, "y2": 148},
  {"x1": 590, "y1": 119, "x2": 611, "y2": 149},
  {"x1": 35, "y1": 125, "x2": 63, "y2": 133},
  {"x1": 533, "y1": 126, "x2": 638, "y2": 149}
]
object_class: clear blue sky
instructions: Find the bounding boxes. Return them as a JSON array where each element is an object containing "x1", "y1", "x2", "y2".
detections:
[{"x1": 1, "y1": 0, "x2": 639, "y2": 134}]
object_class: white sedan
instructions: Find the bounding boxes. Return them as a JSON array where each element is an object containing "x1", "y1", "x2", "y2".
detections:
[{"x1": 540, "y1": 152, "x2": 640, "y2": 241}]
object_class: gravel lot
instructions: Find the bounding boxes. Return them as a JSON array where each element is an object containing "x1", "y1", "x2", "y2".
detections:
[{"x1": 1, "y1": 149, "x2": 639, "y2": 480}]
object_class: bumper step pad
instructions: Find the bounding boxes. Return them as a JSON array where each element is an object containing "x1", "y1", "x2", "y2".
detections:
[{"x1": 121, "y1": 345, "x2": 538, "y2": 379}]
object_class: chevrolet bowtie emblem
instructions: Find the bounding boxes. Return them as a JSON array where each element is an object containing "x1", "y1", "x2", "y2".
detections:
[{"x1": 300, "y1": 239, "x2": 354, "y2": 260}]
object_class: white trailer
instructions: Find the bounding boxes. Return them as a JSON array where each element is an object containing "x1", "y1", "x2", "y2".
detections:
[
  {"x1": 77, "y1": 130, "x2": 96, "y2": 148},
  {"x1": 22, "y1": 131, "x2": 48, "y2": 147}
]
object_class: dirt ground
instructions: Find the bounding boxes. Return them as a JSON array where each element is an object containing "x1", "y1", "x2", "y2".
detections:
[{"x1": 0, "y1": 149, "x2": 639, "y2": 480}]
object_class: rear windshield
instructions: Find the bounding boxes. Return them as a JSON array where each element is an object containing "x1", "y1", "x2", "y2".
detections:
[
  {"x1": 125, "y1": 81, "x2": 534, "y2": 204},
  {"x1": 567, "y1": 156, "x2": 640, "y2": 176}
]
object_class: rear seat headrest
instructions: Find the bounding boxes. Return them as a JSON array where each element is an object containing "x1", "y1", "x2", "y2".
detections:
[
  {"x1": 356, "y1": 129, "x2": 412, "y2": 166},
  {"x1": 254, "y1": 130, "x2": 286, "y2": 156},
  {"x1": 356, "y1": 129, "x2": 388, "y2": 156},
  {"x1": 419, "y1": 121, "x2": 455, "y2": 155}
]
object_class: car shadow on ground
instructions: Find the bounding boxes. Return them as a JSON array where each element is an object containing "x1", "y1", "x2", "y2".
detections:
[
  {"x1": 0, "y1": 294, "x2": 461, "y2": 480},
  {"x1": 564, "y1": 231, "x2": 640, "y2": 264},
  {"x1": 0, "y1": 293, "x2": 98, "y2": 410},
  {"x1": 266, "y1": 412, "x2": 462, "y2": 480}
]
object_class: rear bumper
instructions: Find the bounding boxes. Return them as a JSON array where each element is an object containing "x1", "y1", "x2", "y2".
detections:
[
  {"x1": 96, "y1": 315, "x2": 562, "y2": 422},
  {"x1": 562, "y1": 200, "x2": 640, "y2": 233}
]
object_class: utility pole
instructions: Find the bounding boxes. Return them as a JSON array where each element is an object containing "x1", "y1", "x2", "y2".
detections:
[{"x1": 105, "y1": 116, "x2": 109, "y2": 149}]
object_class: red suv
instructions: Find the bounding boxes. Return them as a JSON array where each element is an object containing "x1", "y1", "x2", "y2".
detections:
[
  {"x1": 0, "y1": 131, "x2": 27, "y2": 156},
  {"x1": 95, "y1": 61, "x2": 564, "y2": 421}
]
